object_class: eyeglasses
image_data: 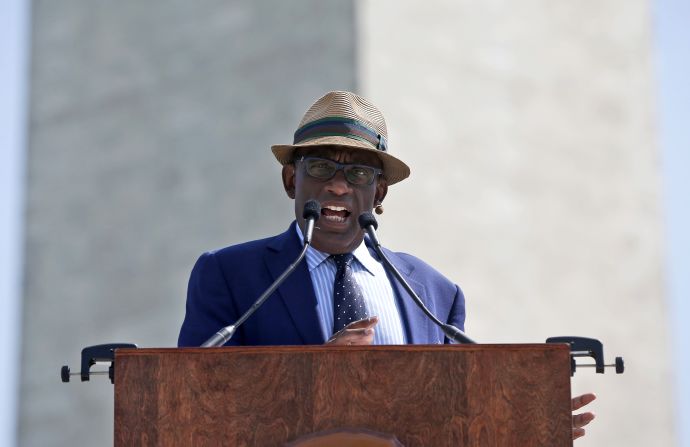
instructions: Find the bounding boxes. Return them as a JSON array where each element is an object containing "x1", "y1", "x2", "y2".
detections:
[{"x1": 297, "y1": 156, "x2": 382, "y2": 186}]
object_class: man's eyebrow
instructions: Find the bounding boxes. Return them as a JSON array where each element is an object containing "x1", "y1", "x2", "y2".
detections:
[
  {"x1": 295, "y1": 150, "x2": 381, "y2": 167},
  {"x1": 296, "y1": 149, "x2": 335, "y2": 158}
]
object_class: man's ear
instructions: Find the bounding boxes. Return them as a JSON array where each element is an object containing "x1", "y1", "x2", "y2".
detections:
[
  {"x1": 375, "y1": 177, "x2": 388, "y2": 204},
  {"x1": 282, "y1": 164, "x2": 296, "y2": 199}
]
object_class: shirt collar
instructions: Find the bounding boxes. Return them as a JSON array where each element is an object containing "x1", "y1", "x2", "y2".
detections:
[
  {"x1": 351, "y1": 239, "x2": 378, "y2": 276},
  {"x1": 294, "y1": 221, "x2": 377, "y2": 275}
]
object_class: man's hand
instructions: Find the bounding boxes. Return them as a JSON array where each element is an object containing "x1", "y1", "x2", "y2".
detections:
[
  {"x1": 326, "y1": 316, "x2": 379, "y2": 345},
  {"x1": 572, "y1": 393, "x2": 596, "y2": 440}
]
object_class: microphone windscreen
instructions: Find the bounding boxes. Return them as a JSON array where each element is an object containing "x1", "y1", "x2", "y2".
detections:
[
  {"x1": 303, "y1": 200, "x2": 321, "y2": 221},
  {"x1": 358, "y1": 212, "x2": 378, "y2": 230}
]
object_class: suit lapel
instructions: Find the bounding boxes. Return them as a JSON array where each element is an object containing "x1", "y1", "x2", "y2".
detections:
[
  {"x1": 378, "y1": 247, "x2": 438, "y2": 344},
  {"x1": 265, "y1": 223, "x2": 325, "y2": 344}
]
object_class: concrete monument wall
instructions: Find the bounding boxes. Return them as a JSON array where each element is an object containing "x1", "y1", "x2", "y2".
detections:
[
  {"x1": 358, "y1": 1, "x2": 672, "y2": 446},
  {"x1": 20, "y1": 1, "x2": 356, "y2": 446}
]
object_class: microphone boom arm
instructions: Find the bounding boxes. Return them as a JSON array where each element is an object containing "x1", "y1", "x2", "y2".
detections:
[
  {"x1": 201, "y1": 241, "x2": 310, "y2": 347},
  {"x1": 370, "y1": 241, "x2": 475, "y2": 344},
  {"x1": 202, "y1": 200, "x2": 321, "y2": 347},
  {"x1": 358, "y1": 212, "x2": 475, "y2": 344}
]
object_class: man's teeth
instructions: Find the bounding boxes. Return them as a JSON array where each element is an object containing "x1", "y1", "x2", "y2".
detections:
[
  {"x1": 324, "y1": 214, "x2": 346, "y2": 223},
  {"x1": 321, "y1": 205, "x2": 349, "y2": 223}
]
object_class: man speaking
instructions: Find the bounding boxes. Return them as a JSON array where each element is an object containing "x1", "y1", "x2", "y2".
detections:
[
  {"x1": 177, "y1": 90, "x2": 595, "y2": 439},
  {"x1": 178, "y1": 90, "x2": 465, "y2": 347}
]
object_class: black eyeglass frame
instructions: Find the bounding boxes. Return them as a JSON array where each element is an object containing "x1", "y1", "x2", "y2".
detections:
[{"x1": 296, "y1": 156, "x2": 383, "y2": 186}]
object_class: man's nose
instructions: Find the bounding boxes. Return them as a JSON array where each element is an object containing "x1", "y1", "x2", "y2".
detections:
[{"x1": 325, "y1": 170, "x2": 352, "y2": 195}]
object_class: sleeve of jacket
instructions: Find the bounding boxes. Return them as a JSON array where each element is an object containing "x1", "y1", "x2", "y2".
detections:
[
  {"x1": 178, "y1": 251, "x2": 243, "y2": 347},
  {"x1": 447, "y1": 284, "x2": 466, "y2": 333}
]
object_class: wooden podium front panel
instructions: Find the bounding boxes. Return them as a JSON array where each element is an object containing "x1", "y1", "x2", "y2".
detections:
[{"x1": 114, "y1": 345, "x2": 572, "y2": 447}]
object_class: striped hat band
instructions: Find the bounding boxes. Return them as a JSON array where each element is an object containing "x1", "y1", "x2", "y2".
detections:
[{"x1": 293, "y1": 117, "x2": 388, "y2": 152}]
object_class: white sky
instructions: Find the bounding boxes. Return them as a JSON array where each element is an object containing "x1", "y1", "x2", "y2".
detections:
[
  {"x1": 0, "y1": 1, "x2": 28, "y2": 447},
  {"x1": 654, "y1": 0, "x2": 690, "y2": 444}
]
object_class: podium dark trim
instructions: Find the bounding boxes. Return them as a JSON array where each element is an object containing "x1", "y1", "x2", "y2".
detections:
[{"x1": 114, "y1": 345, "x2": 572, "y2": 446}]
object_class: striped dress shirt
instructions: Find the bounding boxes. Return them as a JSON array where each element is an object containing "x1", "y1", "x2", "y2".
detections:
[{"x1": 295, "y1": 225, "x2": 406, "y2": 344}]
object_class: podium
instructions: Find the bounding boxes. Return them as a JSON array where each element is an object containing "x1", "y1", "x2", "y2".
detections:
[{"x1": 114, "y1": 344, "x2": 573, "y2": 446}]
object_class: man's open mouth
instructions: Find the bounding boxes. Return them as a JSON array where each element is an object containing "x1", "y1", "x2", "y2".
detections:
[{"x1": 321, "y1": 205, "x2": 351, "y2": 223}]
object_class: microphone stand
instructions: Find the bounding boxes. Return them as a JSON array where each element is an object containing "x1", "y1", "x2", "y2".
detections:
[
  {"x1": 358, "y1": 213, "x2": 476, "y2": 344},
  {"x1": 201, "y1": 201, "x2": 320, "y2": 347}
]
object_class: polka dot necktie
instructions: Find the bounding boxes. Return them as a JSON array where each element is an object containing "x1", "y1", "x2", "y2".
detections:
[{"x1": 332, "y1": 253, "x2": 369, "y2": 333}]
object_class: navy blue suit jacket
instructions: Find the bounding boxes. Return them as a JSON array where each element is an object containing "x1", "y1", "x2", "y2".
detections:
[{"x1": 178, "y1": 222, "x2": 466, "y2": 346}]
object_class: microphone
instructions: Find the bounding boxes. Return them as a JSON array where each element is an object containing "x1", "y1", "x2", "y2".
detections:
[
  {"x1": 358, "y1": 212, "x2": 476, "y2": 344},
  {"x1": 302, "y1": 199, "x2": 320, "y2": 244},
  {"x1": 201, "y1": 200, "x2": 321, "y2": 347}
]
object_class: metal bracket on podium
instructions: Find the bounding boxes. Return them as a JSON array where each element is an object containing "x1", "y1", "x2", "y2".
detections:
[
  {"x1": 546, "y1": 336, "x2": 624, "y2": 376},
  {"x1": 61, "y1": 343, "x2": 137, "y2": 384}
]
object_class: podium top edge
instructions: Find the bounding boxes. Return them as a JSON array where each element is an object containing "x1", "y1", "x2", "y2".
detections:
[{"x1": 115, "y1": 343, "x2": 571, "y2": 357}]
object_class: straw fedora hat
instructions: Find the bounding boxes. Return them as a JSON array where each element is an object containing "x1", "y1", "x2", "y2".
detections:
[{"x1": 271, "y1": 91, "x2": 410, "y2": 185}]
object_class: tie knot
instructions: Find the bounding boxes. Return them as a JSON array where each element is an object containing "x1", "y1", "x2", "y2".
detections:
[{"x1": 332, "y1": 253, "x2": 354, "y2": 270}]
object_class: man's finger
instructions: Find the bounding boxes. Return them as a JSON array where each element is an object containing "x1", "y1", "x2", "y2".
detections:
[
  {"x1": 572, "y1": 428, "x2": 586, "y2": 440},
  {"x1": 327, "y1": 328, "x2": 375, "y2": 345},
  {"x1": 572, "y1": 393, "x2": 596, "y2": 411},
  {"x1": 572, "y1": 412, "x2": 595, "y2": 429},
  {"x1": 341, "y1": 328, "x2": 375, "y2": 337},
  {"x1": 326, "y1": 317, "x2": 378, "y2": 345},
  {"x1": 342, "y1": 316, "x2": 379, "y2": 330}
]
